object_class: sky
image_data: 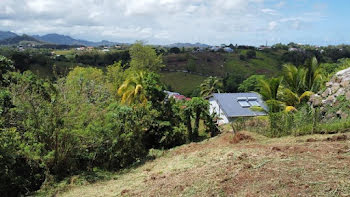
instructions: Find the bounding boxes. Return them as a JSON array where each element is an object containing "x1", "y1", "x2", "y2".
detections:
[{"x1": 0, "y1": 0, "x2": 349, "y2": 46}]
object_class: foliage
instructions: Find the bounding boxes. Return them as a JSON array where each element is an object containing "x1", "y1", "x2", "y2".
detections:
[
  {"x1": 118, "y1": 72, "x2": 148, "y2": 105},
  {"x1": 259, "y1": 77, "x2": 282, "y2": 101},
  {"x1": 0, "y1": 128, "x2": 45, "y2": 196},
  {"x1": 304, "y1": 57, "x2": 324, "y2": 92},
  {"x1": 184, "y1": 97, "x2": 210, "y2": 141},
  {"x1": 169, "y1": 47, "x2": 181, "y2": 54},
  {"x1": 238, "y1": 75, "x2": 265, "y2": 92},
  {"x1": 0, "y1": 55, "x2": 15, "y2": 86},
  {"x1": 200, "y1": 76, "x2": 222, "y2": 97},
  {"x1": 246, "y1": 50, "x2": 256, "y2": 59},
  {"x1": 129, "y1": 42, "x2": 164, "y2": 72}
]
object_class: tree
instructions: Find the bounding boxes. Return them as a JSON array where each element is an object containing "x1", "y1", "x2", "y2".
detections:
[
  {"x1": 118, "y1": 72, "x2": 148, "y2": 105},
  {"x1": 200, "y1": 76, "x2": 222, "y2": 97},
  {"x1": 246, "y1": 50, "x2": 256, "y2": 59},
  {"x1": 0, "y1": 55, "x2": 14, "y2": 86},
  {"x1": 186, "y1": 97, "x2": 209, "y2": 140},
  {"x1": 129, "y1": 42, "x2": 164, "y2": 72},
  {"x1": 65, "y1": 67, "x2": 109, "y2": 104},
  {"x1": 238, "y1": 75, "x2": 265, "y2": 92},
  {"x1": 169, "y1": 47, "x2": 181, "y2": 54},
  {"x1": 304, "y1": 57, "x2": 324, "y2": 92},
  {"x1": 282, "y1": 64, "x2": 307, "y2": 95},
  {"x1": 106, "y1": 61, "x2": 126, "y2": 96},
  {"x1": 259, "y1": 77, "x2": 285, "y2": 112}
]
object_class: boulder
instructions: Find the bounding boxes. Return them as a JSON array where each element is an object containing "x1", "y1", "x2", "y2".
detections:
[
  {"x1": 326, "y1": 82, "x2": 333, "y2": 87},
  {"x1": 325, "y1": 95, "x2": 336, "y2": 105},
  {"x1": 335, "y1": 88, "x2": 345, "y2": 97},
  {"x1": 331, "y1": 83, "x2": 340, "y2": 93},
  {"x1": 321, "y1": 88, "x2": 332, "y2": 98},
  {"x1": 341, "y1": 113, "x2": 349, "y2": 120},
  {"x1": 310, "y1": 94, "x2": 322, "y2": 107},
  {"x1": 340, "y1": 77, "x2": 350, "y2": 87},
  {"x1": 346, "y1": 92, "x2": 350, "y2": 101}
]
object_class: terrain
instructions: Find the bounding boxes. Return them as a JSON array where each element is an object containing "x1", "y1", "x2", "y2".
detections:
[{"x1": 53, "y1": 131, "x2": 350, "y2": 197}]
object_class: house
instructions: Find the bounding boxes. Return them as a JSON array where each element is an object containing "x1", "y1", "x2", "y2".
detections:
[
  {"x1": 209, "y1": 93, "x2": 267, "y2": 124},
  {"x1": 164, "y1": 91, "x2": 191, "y2": 101},
  {"x1": 223, "y1": 47, "x2": 234, "y2": 53}
]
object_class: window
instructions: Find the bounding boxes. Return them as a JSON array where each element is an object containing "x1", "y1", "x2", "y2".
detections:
[
  {"x1": 249, "y1": 100, "x2": 260, "y2": 106},
  {"x1": 237, "y1": 97, "x2": 250, "y2": 107},
  {"x1": 238, "y1": 100, "x2": 250, "y2": 107},
  {"x1": 247, "y1": 97, "x2": 260, "y2": 106}
]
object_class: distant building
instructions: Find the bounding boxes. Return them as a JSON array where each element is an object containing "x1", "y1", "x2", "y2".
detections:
[
  {"x1": 223, "y1": 47, "x2": 234, "y2": 53},
  {"x1": 210, "y1": 46, "x2": 221, "y2": 52},
  {"x1": 164, "y1": 91, "x2": 191, "y2": 101},
  {"x1": 209, "y1": 93, "x2": 267, "y2": 124}
]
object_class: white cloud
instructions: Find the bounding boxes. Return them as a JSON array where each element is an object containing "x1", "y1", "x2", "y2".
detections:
[{"x1": 0, "y1": 0, "x2": 327, "y2": 45}]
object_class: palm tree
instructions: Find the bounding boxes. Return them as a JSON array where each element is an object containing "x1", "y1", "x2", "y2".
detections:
[
  {"x1": 200, "y1": 76, "x2": 222, "y2": 97},
  {"x1": 117, "y1": 72, "x2": 147, "y2": 105},
  {"x1": 259, "y1": 77, "x2": 282, "y2": 101},
  {"x1": 304, "y1": 57, "x2": 324, "y2": 92},
  {"x1": 283, "y1": 64, "x2": 307, "y2": 95},
  {"x1": 259, "y1": 77, "x2": 284, "y2": 112}
]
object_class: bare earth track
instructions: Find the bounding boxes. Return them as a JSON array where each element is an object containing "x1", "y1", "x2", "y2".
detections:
[{"x1": 59, "y1": 132, "x2": 350, "y2": 197}]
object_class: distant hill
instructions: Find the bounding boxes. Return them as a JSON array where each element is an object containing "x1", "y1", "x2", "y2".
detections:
[
  {"x1": 33, "y1": 33, "x2": 119, "y2": 46},
  {"x1": 167, "y1": 42, "x2": 210, "y2": 48},
  {"x1": 0, "y1": 34, "x2": 44, "y2": 45},
  {"x1": 0, "y1": 31, "x2": 18, "y2": 41}
]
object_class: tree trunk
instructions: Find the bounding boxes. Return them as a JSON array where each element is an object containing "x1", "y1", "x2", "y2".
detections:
[
  {"x1": 193, "y1": 109, "x2": 200, "y2": 140},
  {"x1": 186, "y1": 114, "x2": 192, "y2": 141}
]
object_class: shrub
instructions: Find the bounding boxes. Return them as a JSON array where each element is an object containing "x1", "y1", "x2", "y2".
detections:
[
  {"x1": 0, "y1": 128, "x2": 45, "y2": 196},
  {"x1": 246, "y1": 50, "x2": 256, "y2": 59}
]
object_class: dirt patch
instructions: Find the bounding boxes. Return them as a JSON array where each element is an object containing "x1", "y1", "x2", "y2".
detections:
[
  {"x1": 306, "y1": 138, "x2": 318, "y2": 142},
  {"x1": 231, "y1": 133, "x2": 255, "y2": 144},
  {"x1": 324, "y1": 134, "x2": 348, "y2": 142}
]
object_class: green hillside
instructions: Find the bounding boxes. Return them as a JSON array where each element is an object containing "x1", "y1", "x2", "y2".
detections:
[
  {"x1": 161, "y1": 49, "x2": 284, "y2": 95},
  {"x1": 160, "y1": 72, "x2": 206, "y2": 96}
]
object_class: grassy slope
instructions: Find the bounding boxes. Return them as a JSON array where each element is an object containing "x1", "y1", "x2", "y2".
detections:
[
  {"x1": 160, "y1": 71, "x2": 206, "y2": 96},
  {"x1": 162, "y1": 50, "x2": 284, "y2": 95},
  {"x1": 56, "y1": 131, "x2": 350, "y2": 197}
]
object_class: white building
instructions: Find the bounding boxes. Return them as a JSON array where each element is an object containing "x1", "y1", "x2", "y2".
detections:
[{"x1": 209, "y1": 93, "x2": 267, "y2": 124}]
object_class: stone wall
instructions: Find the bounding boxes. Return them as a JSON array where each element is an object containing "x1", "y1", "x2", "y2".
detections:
[{"x1": 309, "y1": 67, "x2": 350, "y2": 120}]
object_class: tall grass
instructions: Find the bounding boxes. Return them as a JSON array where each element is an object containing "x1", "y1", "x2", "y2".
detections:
[{"x1": 244, "y1": 105, "x2": 350, "y2": 137}]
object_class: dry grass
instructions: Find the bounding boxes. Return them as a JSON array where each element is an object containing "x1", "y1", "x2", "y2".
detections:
[{"x1": 57, "y1": 131, "x2": 350, "y2": 197}]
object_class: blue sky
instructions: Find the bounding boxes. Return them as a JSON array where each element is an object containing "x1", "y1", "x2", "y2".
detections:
[{"x1": 0, "y1": 0, "x2": 348, "y2": 45}]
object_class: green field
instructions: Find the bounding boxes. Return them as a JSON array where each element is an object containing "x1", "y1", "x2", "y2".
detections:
[{"x1": 160, "y1": 71, "x2": 207, "y2": 96}]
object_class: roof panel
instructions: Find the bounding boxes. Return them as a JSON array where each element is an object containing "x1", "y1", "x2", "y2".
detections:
[{"x1": 211, "y1": 93, "x2": 267, "y2": 117}]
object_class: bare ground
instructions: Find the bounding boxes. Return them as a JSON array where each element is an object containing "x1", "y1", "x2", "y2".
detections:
[{"x1": 58, "y1": 131, "x2": 350, "y2": 197}]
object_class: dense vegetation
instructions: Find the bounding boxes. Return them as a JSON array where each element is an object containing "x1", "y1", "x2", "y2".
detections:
[
  {"x1": 0, "y1": 43, "x2": 218, "y2": 196},
  {"x1": 1, "y1": 43, "x2": 350, "y2": 96}
]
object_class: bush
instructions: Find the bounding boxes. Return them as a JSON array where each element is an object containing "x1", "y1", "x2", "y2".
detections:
[
  {"x1": 0, "y1": 129, "x2": 45, "y2": 196},
  {"x1": 246, "y1": 50, "x2": 256, "y2": 59}
]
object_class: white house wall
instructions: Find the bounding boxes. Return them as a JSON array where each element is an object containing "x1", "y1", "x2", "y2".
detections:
[{"x1": 209, "y1": 99, "x2": 230, "y2": 124}]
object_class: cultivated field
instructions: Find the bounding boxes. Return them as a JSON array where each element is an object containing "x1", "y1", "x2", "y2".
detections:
[{"x1": 56, "y1": 131, "x2": 350, "y2": 197}]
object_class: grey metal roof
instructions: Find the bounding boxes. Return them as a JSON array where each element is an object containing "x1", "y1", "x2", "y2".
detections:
[{"x1": 210, "y1": 93, "x2": 267, "y2": 118}]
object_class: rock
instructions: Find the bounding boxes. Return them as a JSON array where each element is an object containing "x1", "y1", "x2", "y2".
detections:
[
  {"x1": 346, "y1": 92, "x2": 350, "y2": 101},
  {"x1": 326, "y1": 82, "x2": 333, "y2": 87},
  {"x1": 340, "y1": 77, "x2": 350, "y2": 87},
  {"x1": 310, "y1": 94, "x2": 322, "y2": 107},
  {"x1": 322, "y1": 88, "x2": 332, "y2": 98},
  {"x1": 331, "y1": 83, "x2": 340, "y2": 93},
  {"x1": 335, "y1": 88, "x2": 345, "y2": 97},
  {"x1": 341, "y1": 113, "x2": 349, "y2": 120},
  {"x1": 326, "y1": 113, "x2": 335, "y2": 120},
  {"x1": 336, "y1": 67, "x2": 350, "y2": 76},
  {"x1": 336, "y1": 110, "x2": 342, "y2": 115},
  {"x1": 325, "y1": 95, "x2": 336, "y2": 105}
]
